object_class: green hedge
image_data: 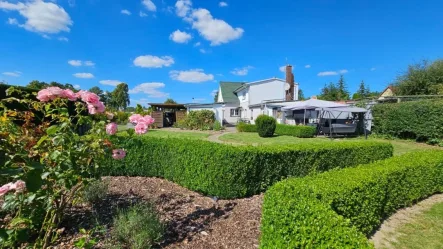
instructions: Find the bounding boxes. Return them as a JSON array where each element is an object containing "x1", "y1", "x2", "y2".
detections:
[
  {"x1": 372, "y1": 100, "x2": 443, "y2": 141},
  {"x1": 103, "y1": 137, "x2": 393, "y2": 198},
  {"x1": 260, "y1": 151, "x2": 443, "y2": 248},
  {"x1": 236, "y1": 122, "x2": 257, "y2": 132},
  {"x1": 275, "y1": 124, "x2": 316, "y2": 138}
]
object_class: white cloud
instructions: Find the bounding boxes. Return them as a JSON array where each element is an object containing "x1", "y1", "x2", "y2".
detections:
[
  {"x1": 133, "y1": 55, "x2": 174, "y2": 68},
  {"x1": 305, "y1": 64, "x2": 311, "y2": 68},
  {"x1": 175, "y1": 0, "x2": 192, "y2": 17},
  {"x1": 84, "y1": 61, "x2": 95, "y2": 67},
  {"x1": 175, "y1": 0, "x2": 243, "y2": 45},
  {"x1": 7, "y1": 17, "x2": 17, "y2": 25},
  {"x1": 231, "y1": 66, "x2": 253, "y2": 76},
  {"x1": 190, "y1": 8, "x2": 243, "y2": 46},
  {"x1": 317, "y1": 69, "x2": 348, "y2": 77},
  {"x1": 219, "y1": 1, "x2": 228, "y2": 7},
  {"x1": 370, "y1": 67, "x2": 376, "y2": 71},
  {"x1": 194, "y1": 41, "x2": 201, "y2": 47},
  {"x1": 73, "y1": 73, "x2": 94, "y2": 79},
  {"x1": 142, "y1": 0, "x2": 156, "y2": 12},
  {"x1": 58, "y1": 36, "x2": 68, "y2": 42},
  {"x1": 121, "y1": 9, "x2": 131, "y2": 15},
  {"x1": 169, "y1": 29, "x2": 192, "y2": 43},
  {"x1": 42, "y1": 34, "x2": 50, "y2": 39},
  {"x1": 139, "y1": 11, "x2": 147, "y2": 17},
  {"x1": 210, "y1": 89, "x2": 218, "y2": 96},
  {"x1": 0, "y1": 1, "x2": 73, "y2": 35},
  {"x1": 129, "y1": 82, "x2": 168, "y2": 98},
  {"x1": 199, "y1": 48, "x2": 207, "y2": 54},
  {"x1": 99, "y1": 80, "x2": 122, "y2": 86},
  {"x1": 2, "y1": 71, "x2": 21, "y2": 77},
  {"x1": 68, "y1": 60, "x2": 82, "y2": 66},
  {"x1": 169, "y1": 69, "x2": 214, "y2": 83},
  {"x1": 279, "y1": 66, "x2": 286, "y2": 72},
  {"x1": 73, "y1": 84, "x2": 80, "y2": 89}
]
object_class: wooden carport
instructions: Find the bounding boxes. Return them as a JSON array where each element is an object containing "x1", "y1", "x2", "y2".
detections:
[{"x1": 148, "y1": 103, "x2": 187, "y2": 128}]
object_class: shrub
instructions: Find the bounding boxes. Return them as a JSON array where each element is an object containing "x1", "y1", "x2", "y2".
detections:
[
  {"x1": 103, "y1": 137, "x2": 393, "y2": 198},
  {"x1": 112, "y1": 203, "x2": 164, "y2": 249},
  {"x1": 179, "y1": 110, "x2": 216, "y2": 130},
  {"x1": 372, "y1": 100, "x2": 443, "y2": 141},
  {"x1": 256, "y1": 115, "x2": 276, "y2": 137},
  {"x1": 260, "y1": 151, "x2": 443, "y2": 248},
  {"x1": 115, "y1": 111, "x2": 129, "y2": 124},
  {"x1": 236, "y1": 122, "x2": 257, "y2": 132},
  {"x1": 82, "y1": 179, "x2": 109, "y2": 204},
  {"x1": 213, "y1": 121, "x2": 223, "y2": 131},
  {"x1": 275, "y1": 124, "x2": 316, "y2": 138}
]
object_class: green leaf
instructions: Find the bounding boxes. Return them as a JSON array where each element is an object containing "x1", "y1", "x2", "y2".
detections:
[
  {"x1": 0, "y1": 228, "x2": 8, "y2": 241},
  {"x1": 25, "y1": 170, "x2": 43, "y2": 192},
  {"x1": 36, "y1": 135, "x2": 48, "y2": 147},
  {"x1": 46, "y1": 125, "x2": 58, "y2": 135},
  {"x1": 26, "y1": 193, "x2": 36, "y2": 204}
]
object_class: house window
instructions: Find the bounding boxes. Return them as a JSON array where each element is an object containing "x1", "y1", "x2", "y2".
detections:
[{"x1": 230, "y1": 108, "x2": 241, "y2": 117}]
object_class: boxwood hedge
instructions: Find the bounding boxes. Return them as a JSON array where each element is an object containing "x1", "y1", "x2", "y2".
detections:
[
  {"x1": 103, "y1": 136, "x2": 392, "y2": 198},
  {"x1": 236, "y1": 122, "x2": 257, "y2": 132},
  {"x1": 372, "y1": 100, "x2": 443, "y2": 141},
  {"x1": 260, "y1": 150, "x2": 443, "y2": 248},
  {"x1": 275, "y1": 124, "x2": 316, "y2": 138}
]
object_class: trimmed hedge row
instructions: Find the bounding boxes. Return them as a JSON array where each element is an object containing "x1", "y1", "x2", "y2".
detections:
[
  {"x1": 275, "y1": 124, "x2": 316, "y2": 138},
  {"x1": 260, "y1": 151, "x2": 443, "y2": 248},
  {"x1": 103, "y1": 137, "x2": 393, "y2": 198},
  {"x1": 236, "y1": 122, "x2": 257, "y2": 132},
  {"x1": 372, "y1": 100, "x2": 443, "y2": 141}
]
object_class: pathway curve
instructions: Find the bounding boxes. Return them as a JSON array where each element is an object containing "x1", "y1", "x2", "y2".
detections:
[{"x1": 370, "y1": 194, "x2": 443, "y2": 249}]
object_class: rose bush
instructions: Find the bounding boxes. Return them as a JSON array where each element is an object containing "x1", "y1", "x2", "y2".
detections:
[{"x1": 0, "y1": 86, "x2": 152, "y2": 248}]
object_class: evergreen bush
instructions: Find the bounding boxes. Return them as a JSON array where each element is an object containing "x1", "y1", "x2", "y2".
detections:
[{"x1": 255, "y1": 115, "x2": 276, "y2": 137}]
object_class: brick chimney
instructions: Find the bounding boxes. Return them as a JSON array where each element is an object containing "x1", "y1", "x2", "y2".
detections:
[{"x1": 285, "y1": 65, "x2": 295, "y2": 101}]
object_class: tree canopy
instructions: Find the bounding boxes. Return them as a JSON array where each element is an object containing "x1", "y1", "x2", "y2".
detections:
[
  {"x1": 213, "y1": 91, "x2": 219, "y2": 103},
  {"x1": 110, "y1": 83, "x2": 130, "y2": 110},
  {"x1": 164, "y1": 98, "x2": 177, "y2": 104},
  {"x1": 27, "y1": 80, "x2": 77, "y2": 91},
  {"x1": 393, "y1": 60, "x2": 443, "y2": 95},
  {"x1": 298, "y1": 89, "x2": 305, "y2": 100}
]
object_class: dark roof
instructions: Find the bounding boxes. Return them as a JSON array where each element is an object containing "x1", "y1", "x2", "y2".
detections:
[
  {"x1": 148, "y1": 103, "x2": 186, "y2": 108},
  {"x1": 219, "y1": 81, "x2": 244, "y2": 103}
]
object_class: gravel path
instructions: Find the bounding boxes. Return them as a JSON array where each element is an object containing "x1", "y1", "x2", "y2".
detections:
[{"x1": 370, "y1": 194, "x2": 443, "y2": 249}]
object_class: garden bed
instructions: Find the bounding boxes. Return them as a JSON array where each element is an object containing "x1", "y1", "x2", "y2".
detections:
[{"x1": 54, "y1": 176, "x2": 263, "y2": 249}]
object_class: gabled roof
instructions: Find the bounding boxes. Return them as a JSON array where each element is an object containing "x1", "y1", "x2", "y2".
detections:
[
  {"x1": 219, "y1": 81, "x2": 244, "y2": 103},
  {"x1": 233, "y1": 78, "x2": 287, "y2": 93}
]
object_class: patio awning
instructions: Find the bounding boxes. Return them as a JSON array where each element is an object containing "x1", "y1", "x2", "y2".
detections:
[
  {"x1": 281, "y1": 99, "x2": 348, "y2": 111},
  {"x1": 316, "y1": 107, "x2": 367, "y2": 113}
]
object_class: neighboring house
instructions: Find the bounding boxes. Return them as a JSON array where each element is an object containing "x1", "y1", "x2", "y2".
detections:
[
  {"x1": 186, "y1": 65, "x2": 299, "y2": 125},
  {"x1": 378, "y1": 86, "x2": 395, "y2": 100}
]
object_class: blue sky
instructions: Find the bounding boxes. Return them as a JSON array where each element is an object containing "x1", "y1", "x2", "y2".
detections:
[{"x1": 1, "y1": 0, "x2": 443, "y2": 106}]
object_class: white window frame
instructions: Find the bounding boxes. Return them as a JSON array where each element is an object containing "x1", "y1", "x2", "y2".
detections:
[{"x1": 230, "y1": 108, "x2": 241, "y2": 117}]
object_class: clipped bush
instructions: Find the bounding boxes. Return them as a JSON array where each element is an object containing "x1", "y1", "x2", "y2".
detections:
[
  {"x1": 260, "y1": 151, "x2": 443, "y2": 248},
  {"x1": 103, "y1": 137, "x2": 393, "y2": 198},
  {"x1": 275, "y1": 124, "x2": 316, "y2": 138},
  {"x1": 255, "y1": 115, "x2": 276, "y2": 137},
  {"x1": 236, "y1": 122, "x2": 257, "y2": 132},
  {"x1": 112, "y1": 203, "x2": 164, "y2": 249},
  {"x1": 115, "y1": 111, "x2": 129, "y2": 124},
  {"x1": 179, "y1": 110, "x2": 216, "y2": 130},
  {"x1": 372, "y1": 100, "x2": 443, "y2": 141}
]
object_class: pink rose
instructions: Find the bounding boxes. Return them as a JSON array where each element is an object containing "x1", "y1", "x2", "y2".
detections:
[
  {"x1": 129, "y1": 114, "x2": 143, "y2": 124},
  {"x1": 47, "y1": 87, "x2": 64, "y2": 97},
  {"x1": 0, "y1": 183, "x2": 13, "y2": 197},
  {"x1": 62, "y1": 89, "x2": 77, "y2": 101},
  {"x1": 87, "y1": 104, "x2": 97, "y2": 115},
  {"x1": 36, "y1": 89, "x2": 52, "y2": 102},
  {"x1": 141, "y1": 115, "x2": 155, "y2": 125},
  {"x1": 12, "y1": 180, "x2": 26, "y2": 193},
  {"x1": 112, "y1": 149, "x2": 126, "y2": 160},
  {"x1": 106, "y1": 112, "x2": 114, "y2": 120},
  {"x1": 94, "y1": 101, "x2": 105, "y2": 113},
  {"x1": 134, "y1": 122, "x2": 148, "y2": 134},
  {"x1": 106, "y1": 122, "x2": 118, "y2": 135},
  {"x1": 79, "y1": 91, "x2": 100, "y2": 105}
]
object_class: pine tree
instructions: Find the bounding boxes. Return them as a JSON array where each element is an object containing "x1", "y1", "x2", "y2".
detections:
[{"x1": 336, "y1": 75, "x2": 350, "y2": 100}]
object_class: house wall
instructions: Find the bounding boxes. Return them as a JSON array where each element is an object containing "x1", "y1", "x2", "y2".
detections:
[
  {"x1": 217, "y1": 86, "x2": 223, "y2": 102},
  {"x1": 237, "y1": 88, "x2": 249, "y2": 119},
  {"x1": 249, "y1": 79, "x2": 286, "y2": 105}
]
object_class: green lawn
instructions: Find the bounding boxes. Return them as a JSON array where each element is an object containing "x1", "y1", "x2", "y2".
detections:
[
  {"x1": 218, "y1": 132, "x2": 437, "y2": 156},
  {"x1": 119, "y1": 127, "x2": 210, "y2": 140},
  {"x1": 391, "y1": 201, "x2": 443, "y2": 249}
]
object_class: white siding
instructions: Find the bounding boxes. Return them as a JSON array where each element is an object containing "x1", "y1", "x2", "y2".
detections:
[
  {"x1": 237, "y1": 88, "x2": 249, "y2": 119},
  {"x1": 217, "y1": 86, "x2": 223, "y2": 102},
  {"x1": 249, "y1": 79, "x2": 285, "y2": 105}
]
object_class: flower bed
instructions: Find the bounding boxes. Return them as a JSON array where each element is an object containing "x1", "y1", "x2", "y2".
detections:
[
  {"x1": 260, "y1": 150, "x2": 443, "y2": 248},
  {"x1": 102, "y1": 137, "x2": 393, "y2": 198}
]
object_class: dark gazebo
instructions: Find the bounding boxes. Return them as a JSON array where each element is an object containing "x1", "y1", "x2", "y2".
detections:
[{"x1": 148, "y1": 103, "x2": 187, "y2": 128}]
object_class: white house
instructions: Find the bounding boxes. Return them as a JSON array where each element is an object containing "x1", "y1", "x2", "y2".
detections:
[{"x1": 186, "y1": 65, "x2": 299, "y2": 125}]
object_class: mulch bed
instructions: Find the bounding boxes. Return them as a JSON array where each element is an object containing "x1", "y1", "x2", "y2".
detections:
[{"x1": 53, "y1": 176, "x2": 263, "y2": 249}]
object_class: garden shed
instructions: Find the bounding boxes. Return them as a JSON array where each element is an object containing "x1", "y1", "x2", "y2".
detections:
[{"x1": 148, "y1": 103, "x2": 187, "y2": 128}]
